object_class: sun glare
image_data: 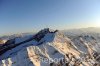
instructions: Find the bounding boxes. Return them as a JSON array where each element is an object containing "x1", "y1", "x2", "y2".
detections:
[{"x1": 94, "y1": 22, "x2": 100, "y2": 27}]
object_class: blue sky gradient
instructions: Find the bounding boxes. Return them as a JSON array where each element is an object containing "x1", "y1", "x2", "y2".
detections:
[{"x1": 0, "y1": 0, "x2": 100, "y2": 35}]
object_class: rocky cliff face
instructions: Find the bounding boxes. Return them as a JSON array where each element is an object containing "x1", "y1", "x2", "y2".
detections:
[{"x1": 0, "y1": 28, "x2": 100, "y2": 66}]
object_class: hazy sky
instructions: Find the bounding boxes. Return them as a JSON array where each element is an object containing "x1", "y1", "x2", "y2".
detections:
[{"x1": 0, "y1": 0, "x2": 100, "y2": 35}]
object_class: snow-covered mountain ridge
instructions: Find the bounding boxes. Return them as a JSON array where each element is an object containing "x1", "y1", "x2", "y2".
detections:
[{"x1": 0, "y1": 28, "x2": 100, "y2": 66}]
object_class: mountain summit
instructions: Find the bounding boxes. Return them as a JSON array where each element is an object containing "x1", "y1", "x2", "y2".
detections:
[{"x1": 0, "y1": 28, "x2": 100, "y2": 66}]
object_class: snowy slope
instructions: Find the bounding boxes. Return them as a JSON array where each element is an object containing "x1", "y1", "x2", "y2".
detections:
[{"x1": 0, "y1": 28, "x2": 100, "y2": 66}]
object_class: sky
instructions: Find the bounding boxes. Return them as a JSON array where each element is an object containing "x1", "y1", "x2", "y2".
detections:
[{"x1": 0, "y1": 0, "x2": 100, "y2": 35}]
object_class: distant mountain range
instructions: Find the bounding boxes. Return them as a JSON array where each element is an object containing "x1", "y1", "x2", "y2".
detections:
[{"x1": 62, "y1": 27, "x2": 100, "y2": 36}]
